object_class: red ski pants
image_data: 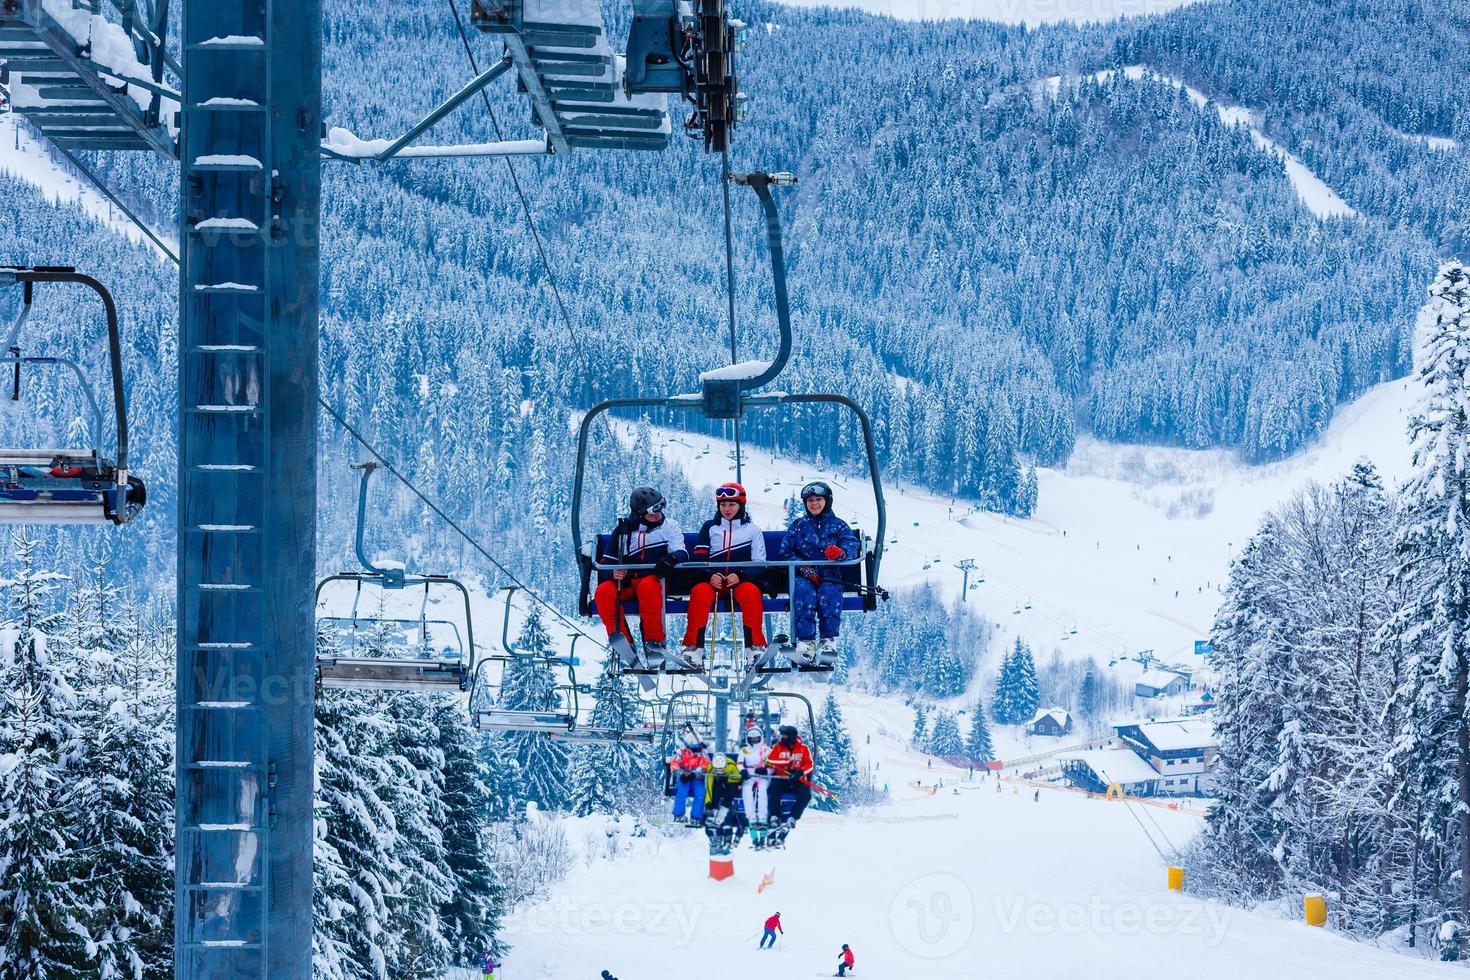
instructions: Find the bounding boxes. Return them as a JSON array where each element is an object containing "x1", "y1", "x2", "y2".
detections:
[
  {"x1": 595, "y1": 576, "x2": 666, "y2": 643},
  {"x1": 681, "y1": 580, "x2": 766, "y2": 648}
]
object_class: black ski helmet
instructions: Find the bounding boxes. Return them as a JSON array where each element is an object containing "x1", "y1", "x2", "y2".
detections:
[
  {"x1": 800, "y1": 481, "x2": 833, "y2": 512},
  {"x1": 842, "y1": 944, "x2": 850, "y2": 951},
  {"x1": 629, "y1": 486, "x2": 666, "y2": 518},
  {"x1": 778, "y1": 724, "x2": 798, "y2": 743}
]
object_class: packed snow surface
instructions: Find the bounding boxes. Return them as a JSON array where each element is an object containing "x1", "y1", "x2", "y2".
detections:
[
  {"x1": 496, "y1": 690, "x2": 1457, "y2": 978},
  {"x1": 776, "y1": 0, "x2": 1201, "y2": 24}
]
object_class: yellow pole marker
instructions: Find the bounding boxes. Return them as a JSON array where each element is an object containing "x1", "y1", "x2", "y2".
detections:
[
  {"x1": 1167, "y1": 867, "x2": 1184, "y2": 891},
  {"x1": 1304, "y1": 893, "x2": 1327, "y2": 927}
]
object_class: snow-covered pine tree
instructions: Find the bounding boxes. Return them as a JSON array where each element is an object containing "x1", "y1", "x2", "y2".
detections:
[
  {"x1": 812, "y1": 691, "x2": 860, "y2": 812},
  {"x1": 910, "y1": 702, "x2": 929, "y2": 747},
  {"x1": 991, "y1": 645, "x2": 1018, "y2": 724},
  {"x1": 1012, "y1": 640, "x2": 1041, "y2": 723},
  {"x1": 965, "y1": 701, "x2": 995, "y2": 765},
  {"x1": 432, "y1": 698, "x2": 501, "y2": 967},
  {"x1": 500, "y1": 608, "x2": 570, "y2": 811},
  {"x1": 1387, "y1": 260, "x2": 1470, "y2": 945},
  {"x1": 314, "y1": 672, "x2": 400, "y2": 978},
  {"x1": 927, "y1": 709, "x2": 964, "y2": 759},
  {"x1": 481, "y1": 734, "x2": 526, "y2": 822},
  {"x1": 64, "y1": 551, "x2": 174, "y2": 979},
  {"x1": 0, "y1": 531, "x2": 87, "y2": 978},
  {"x1": 1078, "y1": 668, "x2": 1099, "y2": 726},
  {"x1": 380, "y1": 695, "x2": 454, "y2": 977}
]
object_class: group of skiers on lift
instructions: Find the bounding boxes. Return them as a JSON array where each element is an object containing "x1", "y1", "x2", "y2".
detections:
[
  {"x1": 667, "y1": 717, "x2": 816, "y2": 848},
  {"x1": 593, "y1": 479, "x2": 860, "y2": 667}
]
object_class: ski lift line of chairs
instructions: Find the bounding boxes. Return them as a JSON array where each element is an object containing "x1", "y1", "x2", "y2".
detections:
[
  {"x1": 470, "y1": 586, "x2": 661, "y2": 742},
  {"x1": 570, "y1": 172, "x2": 887, "y2": 677},
  {"x1": 314, "y1": 461, "x2": 478, "y2": 693},
  {"x1": 656, "y1": 688, "x2": 818, "y2": 775},
  {"x1": 0, "y1": 267, "x2": 146, "y2": 525}
]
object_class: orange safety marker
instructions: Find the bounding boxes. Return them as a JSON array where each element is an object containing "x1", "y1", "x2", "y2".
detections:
[{"x1": 709, "y1": 858, "x2": 735, "y2": 881}]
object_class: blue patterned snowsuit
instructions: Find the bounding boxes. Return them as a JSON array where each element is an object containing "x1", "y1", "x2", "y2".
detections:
[{"x1": 780, "y1": 509, "x2": 860, "y2": 641}]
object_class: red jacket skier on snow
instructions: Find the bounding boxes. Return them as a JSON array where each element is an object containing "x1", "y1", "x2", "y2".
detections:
[{"x1": 765, "y1": 913, "x2": 782, "y2": 933}]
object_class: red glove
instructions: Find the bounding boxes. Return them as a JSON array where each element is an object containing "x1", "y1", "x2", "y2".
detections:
[{"x1": 824, "y1": 545, "x2": 845, "y2": 561}]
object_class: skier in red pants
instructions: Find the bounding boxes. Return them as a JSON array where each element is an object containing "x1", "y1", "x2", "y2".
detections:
[
  {"x1": 681, "y1": 482, "x2": 768, "y2": 666},
  {"x1": 593, "y1": 487, "x2": 686, "y2": 661},
  {"x1": 835, "y1": 943, "x2": 855, "y2": 976}
]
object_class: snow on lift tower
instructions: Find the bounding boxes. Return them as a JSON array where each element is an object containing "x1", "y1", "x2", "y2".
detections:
[
  {"x1": 314, "y1": 461, "x2": 478, "y2": 693},
  {"x1": 469, "y1": 0, "x2": 747, "y2": 154},
  {"x1": 0, "y1": 268, "x2": 147, "y2": 526},
  {"x1": 572, "y1": 172, "x2": 889, "y2": 680},
  {"x1": 0, "y1": 0, "x2": 179, "y2": 156}
]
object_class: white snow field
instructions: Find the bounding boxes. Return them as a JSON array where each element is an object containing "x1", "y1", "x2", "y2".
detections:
[
  {"x1": 776, "y1": 0, "x2": 1200, "y2": 26},
  {"x1": 494, "y1": 689, "x2": 1452, "y2": 979}
]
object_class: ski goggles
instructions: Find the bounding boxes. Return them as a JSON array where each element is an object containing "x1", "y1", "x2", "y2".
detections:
[
  {"x1": 715, "y1": 485, "x2": 743, "y2": 499},
  {"x1": 642, "y1": 498, "x2": 666, "y2": 515},
  {"x1": 800, "y1": 482, "x2": 830, "y2": 499}
]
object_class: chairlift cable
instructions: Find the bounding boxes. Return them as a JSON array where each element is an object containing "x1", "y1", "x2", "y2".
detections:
[
  {"x1": 75, "y1": 98, "x2": 612, "y2": 662},
  {"x1": 51, "y1": 142, "x2": 178, "y2": 264},
  {"x1": 316, "y1": 395, "x2": 611, "y2": 654},
  {"x1": 447, "y1": 0, "x2": 594, "y2": 403}
]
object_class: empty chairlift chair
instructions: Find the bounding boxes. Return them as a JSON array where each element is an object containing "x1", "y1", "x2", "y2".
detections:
[
  {"x1": 314, "y1": 462, "x2": 476, "y2": 692},
  {"x1": 0, "y1": 268, "x2": 146, "y2": 525}
]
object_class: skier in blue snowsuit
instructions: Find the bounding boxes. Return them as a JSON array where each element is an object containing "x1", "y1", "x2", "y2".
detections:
[{"x1": 780, "y1": 481, "x2": 860, "y2": 663}]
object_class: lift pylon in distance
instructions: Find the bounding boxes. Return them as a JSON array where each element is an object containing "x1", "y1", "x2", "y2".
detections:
[
  {"x1": 314, "y1": 461, "x2": 478, "y2": 692},
  {"x1": 0, "y1": 267, "x2": 146, "y2": 525}
]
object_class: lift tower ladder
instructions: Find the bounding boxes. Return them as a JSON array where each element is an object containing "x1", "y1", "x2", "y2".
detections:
[
  {"x1": 0, "y1": 0, "x2": 178, "y2": 155},
  {"x1": 174, "y1": 1, "x2": 318, "y2": 977}
]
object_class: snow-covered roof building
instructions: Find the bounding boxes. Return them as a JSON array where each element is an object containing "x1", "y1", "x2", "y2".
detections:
[
  {"x1": 1112, "y1": 718, "x2": 1217, "y2": 796},
  {"x1": 1134, "y1": 669, "x2": 1189, "y2": 698},
  {"x1": 1059, "y1": 749, "x2": 1160, "y2": 796},
  {"x1": 1027, "y1": 707, "x2": 1073, "y2": 737}
]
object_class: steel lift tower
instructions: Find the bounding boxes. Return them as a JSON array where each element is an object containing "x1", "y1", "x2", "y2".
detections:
[{"x1": 174, "y1": 2, "x2": 320, "y2": 975}]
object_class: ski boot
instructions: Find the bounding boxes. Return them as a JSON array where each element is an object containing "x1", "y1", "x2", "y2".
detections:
[
  {"x1": 816, "y1": 637, "x2": 838, "y2": 668},
  {"x1": 643, "y1": 640, "x2": 669, "y2": 670},
  {"x1": 750, "y1": 819, "x2": 768, "y2": 850},
  {"x1": 676, "y1": 645, "x2": 705, "y2": 670}
]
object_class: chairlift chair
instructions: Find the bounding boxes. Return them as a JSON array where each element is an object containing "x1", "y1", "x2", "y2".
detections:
[
  {"x1": 314, "y1": 461, "x2": 476, "y2": 692},
  {"x1": 0, "y1": 268, "x2": 146, "y2": 525},
  {"x1": 571, "y1": 173, "x2": 888, "y2": 680}
]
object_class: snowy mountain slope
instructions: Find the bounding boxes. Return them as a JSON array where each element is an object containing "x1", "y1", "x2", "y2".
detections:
[
  {"x1": 1043, "y1": 66, "x2": 1357, "y2": 219},
  {"x1": 632, "y1": 375, "x2": 1419, "y2": 682},
  {"x1": 0, "y1": 115, "x2": 175, "y2": 255},
  {"x1": 775, "y1": 0, "x2": 1201, "y2": 26},
  {"x1": 494, "y1": 686, "x2": 1455, "y2": 980}
]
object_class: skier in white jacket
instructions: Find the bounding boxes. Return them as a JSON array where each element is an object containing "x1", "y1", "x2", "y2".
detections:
[{"x1": 739, "y1": 728, "x2": 772, "y2": 830}]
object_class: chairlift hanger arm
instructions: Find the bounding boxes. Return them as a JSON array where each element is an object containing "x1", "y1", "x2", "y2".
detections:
[
  {"x1": 0, "y1": 268, "x2": 128, "y2": 481},
  {"x1": 719, "y1": 171, "x2": 796, "y2": 393}
]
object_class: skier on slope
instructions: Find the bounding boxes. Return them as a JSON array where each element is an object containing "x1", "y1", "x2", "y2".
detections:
[
  {"x1": 739, "y1": 727, "x2": 773, "y2": 846},
  {"x1": 594, "y1": 486, "x2": 686, "y2": 663},
  {"x1": 759, "y1": 911, "x2": 783, "y2": 949},
  {"x1": 680, "y1": 482, "x2": 770, "y2": 667},
  {"x1": 600, "y1": 971, "x2": 619, "y2": 980},
  {"x1": 779, "y1": 481, "x2": 860, "y2": 664},
  {"x1": 765, "y1": 725, "x2": 815, "y2": 844},
  {"x1": 481, "y1": 949, "x2": 498, "y2": 979},
  {"x1": 835, "y1": 943, "x2": 856, "y2": 976},
  {"x1": 668, "y1": 730, "x2": 711, "y2": 825}
]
